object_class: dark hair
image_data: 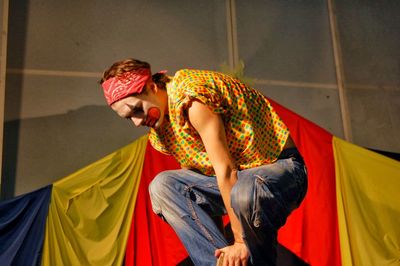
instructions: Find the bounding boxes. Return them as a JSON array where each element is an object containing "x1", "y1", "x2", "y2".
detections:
[{"x1": 100, "y1": 58, "x2": 170, "y2": 90}]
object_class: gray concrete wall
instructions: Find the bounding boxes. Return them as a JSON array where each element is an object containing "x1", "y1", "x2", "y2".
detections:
[
  {"x1": 236, "y1": 1, "x2": 343, "y2": 136},
  {"x1": 1, "y1": 0, "x2": 399, "y2": 198},
  {"x1": 336, "y1": 0, "x2": 400, "y2": 152}
]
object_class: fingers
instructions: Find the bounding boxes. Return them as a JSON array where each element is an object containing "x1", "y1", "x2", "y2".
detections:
[
  {"x1": 220, "y1": 253, "x2": 243, "y2": 266},
  {"x1": 216, "y1": 252, "x2": 224, "y2": 266},
  {"x1": 215, "y1": 247, "x2": 248, "y2": 266},
  {"x1": 215, "y1": 248, "x2": 222, "y2": 257},
  {"x1": 227, "y1": 256, "x2": 243, "y2": 266},
  {"x1": 223, "y1": 254, "x2": 229, "y2": 266}
]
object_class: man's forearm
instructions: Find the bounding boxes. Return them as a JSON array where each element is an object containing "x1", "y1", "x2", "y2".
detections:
[{"x1": 216, "y1": 169, "x2": 244, "y2": 243}]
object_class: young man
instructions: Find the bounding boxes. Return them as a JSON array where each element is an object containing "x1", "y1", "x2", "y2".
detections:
[{"x1": 100, "y1": 58, "x2": 307, "y2": 266}]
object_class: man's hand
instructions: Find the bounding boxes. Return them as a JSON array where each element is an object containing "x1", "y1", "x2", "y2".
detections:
[{"x1": 215, "y1": 242, "x2": 249, "y2": 266}]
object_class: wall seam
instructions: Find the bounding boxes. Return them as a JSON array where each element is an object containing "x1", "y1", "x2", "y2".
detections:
[
  {"x1": 0, "y1": 0, "x2": 9, "y2": 195},
  {"x1": 327, "y1": 0, "x2": 353, "y2": 141}
]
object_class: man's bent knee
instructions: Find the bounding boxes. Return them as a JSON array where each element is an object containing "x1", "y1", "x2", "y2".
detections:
[{"x1": 148, "y1": 171, "x2": 179, "y2": 215}]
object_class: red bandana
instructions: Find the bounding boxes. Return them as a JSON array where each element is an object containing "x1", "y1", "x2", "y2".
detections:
[{"x1": 102, "y1": 68, "x2": 151, "y2": 105}]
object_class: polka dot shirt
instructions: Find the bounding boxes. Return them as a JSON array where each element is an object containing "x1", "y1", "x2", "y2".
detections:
[{"x1": 149, "y1": 69, "x2": 289, "y2": 176}]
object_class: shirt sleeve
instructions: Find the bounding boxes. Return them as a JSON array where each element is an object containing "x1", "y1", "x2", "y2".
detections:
[{"x1": 173, "y1": 70, "x2": 228, "y2": 126}]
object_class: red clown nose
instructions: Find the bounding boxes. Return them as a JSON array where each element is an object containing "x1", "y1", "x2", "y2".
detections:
[{"x1": 148, "y1": 107, "x2": 161, "y2": 121}]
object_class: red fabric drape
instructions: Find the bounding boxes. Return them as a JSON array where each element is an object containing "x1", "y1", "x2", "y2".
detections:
[
  {"x1": 271, "y1": 99, "x2": 341, "y2": 266},
  {"x1": 125, "y1": 143, "x2": 187, "y2": 266}
]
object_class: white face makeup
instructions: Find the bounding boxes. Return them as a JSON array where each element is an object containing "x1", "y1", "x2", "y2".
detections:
[{"x1": 111, "y1": 82, "x2": 167, "y2": 129}]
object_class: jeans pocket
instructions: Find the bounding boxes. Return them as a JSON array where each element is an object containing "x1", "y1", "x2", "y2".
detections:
[{"x1": 252, "y1": 175, "x2": 288, "y2": 230}]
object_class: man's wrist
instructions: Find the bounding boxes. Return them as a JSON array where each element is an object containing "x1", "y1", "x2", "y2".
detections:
[{"x1": 233, "y1": 235, "x2": 245, "y2": 244}]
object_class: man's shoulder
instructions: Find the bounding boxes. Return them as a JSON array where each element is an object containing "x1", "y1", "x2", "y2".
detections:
[
  {"x1": 173, "y1": 69, "x2": 223, "y2": 79},
  {"x1": 171, "y1": 69, "x2": 208, "y2": 91}
]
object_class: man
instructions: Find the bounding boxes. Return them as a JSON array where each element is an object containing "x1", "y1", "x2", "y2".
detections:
[{"x1": 100, "y1": 58, "x2": 307, "y2": 266}]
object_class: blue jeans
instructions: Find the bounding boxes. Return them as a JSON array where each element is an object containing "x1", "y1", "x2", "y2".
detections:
[{"x1": 149, "y1": 148, "x2": 307, "y2": 266}]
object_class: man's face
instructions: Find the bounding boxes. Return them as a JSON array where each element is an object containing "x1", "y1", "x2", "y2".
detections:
[{"x1": 111, "y1": 81, "x2": 166, "y2": 129}]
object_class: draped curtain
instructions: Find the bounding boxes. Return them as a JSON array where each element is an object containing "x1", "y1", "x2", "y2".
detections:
[{"x1": 1, "y1": 100, "x2": 399, "y2": 266}]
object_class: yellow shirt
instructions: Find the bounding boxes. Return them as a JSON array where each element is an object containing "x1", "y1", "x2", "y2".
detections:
[{"x1": 149, "y1": 69, "x2": 289, "y2": 176}]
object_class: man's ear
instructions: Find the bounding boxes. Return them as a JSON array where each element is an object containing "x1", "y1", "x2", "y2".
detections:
[{"x1": 147, "y1": 80, "x2": 158, "y2": 93}]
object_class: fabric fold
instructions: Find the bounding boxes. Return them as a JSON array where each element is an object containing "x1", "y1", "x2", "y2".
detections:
[
  {"x1": 125, "y1": 142, "x2": 188, "y2": 266},
  {"x1": 333, "y1": 137, "x2": 400, "y2": 266},
  {"x1": 41, "y1": 135, "x2": 148, "y2": 266}
]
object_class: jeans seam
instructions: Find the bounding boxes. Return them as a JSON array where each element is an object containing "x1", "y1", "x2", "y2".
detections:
[{"x1": 184, "y1": 186, "x2": 217, "y2": 246}]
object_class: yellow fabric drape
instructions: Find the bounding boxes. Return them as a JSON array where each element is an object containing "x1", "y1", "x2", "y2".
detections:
[
  {"x1": 333, "y1": 137, "x2": 400, "y2": 266},
  {"x1": 42, "y1": 135, "x2": 148, "y2": 266}
]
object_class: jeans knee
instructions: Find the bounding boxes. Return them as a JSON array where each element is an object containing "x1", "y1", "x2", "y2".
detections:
[{"x1": 148, "y1": 171, "x2": 178, "y2": 214}]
